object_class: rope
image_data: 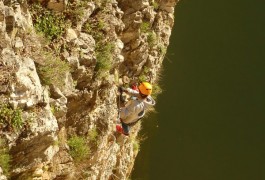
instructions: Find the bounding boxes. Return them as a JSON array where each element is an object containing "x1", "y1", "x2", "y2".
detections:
[
  {"x1": 116, "y1": 69, "x2": 121, "y2": 123},
  {"x1": 117, "y1": 89, "x2": 121, "y2": 122}
]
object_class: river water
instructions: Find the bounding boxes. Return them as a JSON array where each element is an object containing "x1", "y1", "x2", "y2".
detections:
[{"x1": 132, "y1": 0, "x2": 265, "y2": 180}]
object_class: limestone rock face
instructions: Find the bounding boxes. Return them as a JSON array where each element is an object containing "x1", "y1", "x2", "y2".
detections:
[
  {"x1": 118, "y1": 0, "x2": 178, "y2": 81},
  {"x1": 0, "y1": 0, "x2": 178, "y2": 179}
]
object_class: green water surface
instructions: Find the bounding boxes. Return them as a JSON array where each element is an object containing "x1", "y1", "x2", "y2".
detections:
[{"x1": 132, "y1": 0, "x2": 265, "y2": 180}]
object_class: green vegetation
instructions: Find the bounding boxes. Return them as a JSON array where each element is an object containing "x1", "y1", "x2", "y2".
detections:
[
  {"x1": 83, "y1": 19, "x2": 105, "y2": 41},
  {"x1": 0, "y1": 105, "x2": 23, "y2": 131},
  {"x1": 30, "y1": 4, "x2": 67, "y2": 41},
  {"x1": 29, "y1": 1, "x2": 95, "y2": 40},
  {"x1": 139, "y1": 74, "x2": 147, "y2": 82},
  {"x1": 68, "y1": 136, "x2": 90, "y2": 162},
  {"x1": 95, "y1": 42, "x2": 114, "y2": 78},
  {"x1": 140, "y1": 22, "x2": 158, "y2": 47},
  {"x1": 152, "y1": 1, "x2": 159, "y2": 10},
  {"x1": 138, "y1": 66, "x2": 149, "y2": 82},
  {"x1": 37, "y1": 53, "x2": 70, "y2": 88},
  {"x1": 147, "y1": 32, "x2": 157, "y2": 46},
  {"x1": 132, "y1": 138, "x2": 140, "y2": 152},
  {"x1": 87, "y1": 127, "x2": 98, "y2": 143},
  {"x1": 83, "y1": 17, "x2": 113, "y2": 79},
  {"x1": 129, "y1": 136, "x2": 141, "y2": 153},
  {"x1": 140, "y1": 22, "x2": 151, "y2": 33},
  {"x1": 158, "y1": 44, "x2": 167, "y2": 56},
  {"x1": 64, "y1": 0, "x2": 88, "y2": 24},
  {"x1": 152, "y1": 84, "x2": 162, "y2": 100},
  {"x1": 97, "y1": 20, "x2": 106, "y2": 31},
  {"x1": 93, "y1": 0, "x2": 111, "y2": 8},
  {"x1": 0, "y1": 139, "x2": 10, "y2": 176}
]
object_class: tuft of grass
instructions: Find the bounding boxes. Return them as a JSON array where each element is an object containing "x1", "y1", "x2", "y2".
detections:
[
  {"x1": 37, "y1": 53, "x2": 70, "y2": 89},
  {"x1": 140, "y1": 22, "x2": 151, "y2": 33},
  {"x1": 68, "y1": 136, "x2": 90, "y2": 162},
  {"x1": 30, "y1": 3, "x2": 67, "y2": 41},
  {"x1": 147, "y1": 32, "x2": 157, "y2": 47},
  {"x1": 97, "y1": 20, "x2": 105, "y2": 31},
  {"x1": 0, "y1": 138, "x2": 10, "y2": 176},
  {"x1": 152, "y1": 1, "x2": 159, "y2": 10},
  {"x1": 138, "y1": 66, "x2": 149, "y2": 82},
  {"x1": 132, "y1": 138, "x2": 140, "y2": 152},
  {"x1": 0, "y1": 105, "x2": 23, "y2": 131},
  {"x1": 94, "y1": 0, "x2": 111, "y2": 8},
  {"x1": 139, "y1": 74, "x2": 147, "y2": 82},
  {"x1": 83, "y1": 19, "x2": 105, "y2": 42},
  {"x1": 64, "y1": 0, "x2": 87, "y2": 25},
  {"x1": 87, "y1": 127, "x2": 98, "y2": 143},
  {"x1": 129, "y1": 135, "x2": 141, "y2": 153},
  {"x1": 83, "y1": 18, "x2": 112, "y2": 79},
  {"x1": 94, "y1": 42, "x2": 114, "y2": 78},
  {"x1": 158, "y1": 44, "x2": 167, "y2": 56},
  {"x1": 151, "y1": 84, "x2": 162, "y2": 100}
]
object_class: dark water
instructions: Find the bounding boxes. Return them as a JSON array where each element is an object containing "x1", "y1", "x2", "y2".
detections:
[{"x1": 132, "y1": 0, "x2": 265, "y2": 180}]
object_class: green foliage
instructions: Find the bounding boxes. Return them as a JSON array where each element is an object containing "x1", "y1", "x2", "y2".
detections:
[
  {"x1": 129, "y1": 136, "x2": 140, "y2": 153},
  {"x1": 0, "y1": 105, "x2": 23, "y2": 131},
  {"x1": 138, "y1": 66, "x2": 149, "y2": 82},
  {"x1": 139, "y1": 74, "x2": 147, "y2": 82},
  {"x1": 83, "y1": 20, "x2": 105, "y2": 41},
  {"x1": 68, "y1": 136, "x2": 90, "y2": 162},
  {"x1": 87, "y1": 127, "x2": 98, "y2": 143},
  {"x1": 31, "y1": 4, "x2": 67, "y2": 41},
  {"x1": 132, "y1": 139, "x2": 140, "y2": 152},
  {"x1": 158, "y1": 44, "x2": 167, "y2": 56},
  {"x1": 0, "y1": 139, "x2": 10, "y2": 176},
  {"x1": 140, "y1": 22, "x2": 151, "y2": 33},
  {"x1": 152, "y1": 1, "x2": 159, "y2": 10},
  {"x1": 147, "y1": 32, "x2": 157, "y2": 47},
  {"x1": 53, "y1": 140, "x2": 60, "y2": 146},
  {"x1": 83, "y1": 17, "x2": 113, "y2": 79},
  {"x1": 37, "y1": 53, "x2": 70, "y2": 89},
  {"x1": 152, "y1": 84, "x2": 162, "y2": 100},
  {"x1": 95, "y1": 42, "x2": 114, "y2": 78},
  {"x1": 93, "y1": 0, "x2": 111, "y2": 8},
  {"x1": 140, "y1": 22, "x2": 158, "y2": 47},
  {"x1": 97, "y1": 20, "x2": 105, "y2": 31},
  {"x1": 50, "y1": 105, "x2": 55, "y2": 115},
  {"x1": 64, "y1": 0, "x2": 93, "y2": 26}
]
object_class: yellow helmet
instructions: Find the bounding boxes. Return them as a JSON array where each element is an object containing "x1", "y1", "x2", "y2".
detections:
[{"x1": 138, "y1": 82, "x2": 152, "y2": 95}]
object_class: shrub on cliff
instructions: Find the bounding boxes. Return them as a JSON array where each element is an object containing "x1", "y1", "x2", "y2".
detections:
[
  {"x1": 68, "y1": 136, "x2": 90, "y2": 162},
  {"x1": 147, "y1": 32, "x2": 157, "y2": 46},
  {"x1": 36, "y1": 52, "x2": 69, "y2": 89},
  {"x1": 94, "y1": 42, "x2": 114, "y2": 78},
  {"x1": 0, "y1": 105, "x2": 23, "y2": 131},
  {"x1": 30, "y1": 3, "x2": 67, "y2": 41}
]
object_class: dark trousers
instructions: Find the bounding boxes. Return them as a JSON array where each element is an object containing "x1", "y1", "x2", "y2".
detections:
[{"x1": 121, "y1": 120, "x2": 130, "y2": 135}]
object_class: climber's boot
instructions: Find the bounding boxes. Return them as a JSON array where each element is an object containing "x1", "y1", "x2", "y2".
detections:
[{"x1": 116, "y1": 125, "x2": 129, "y2": 136}]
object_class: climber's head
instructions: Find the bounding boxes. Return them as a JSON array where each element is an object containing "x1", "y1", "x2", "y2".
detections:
[{"x1": 138, "y1": 82, "x2": 152, "y2": 98}]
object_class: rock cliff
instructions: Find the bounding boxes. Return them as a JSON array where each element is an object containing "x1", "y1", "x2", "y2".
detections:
[{"x1": 0, "y1": 0, "x2": 178, "y2": 179}]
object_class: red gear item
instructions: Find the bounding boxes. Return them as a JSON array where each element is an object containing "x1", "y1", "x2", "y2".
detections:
[
  {"x1": 131, "y1": 84, "x2": 139, "y2": 91},
  {"x1": 116, "y1": 125, "x2": 123, "y2": 134},
  {"x1": 116, "y1": 125, "x2": 129, "y2": 136}
]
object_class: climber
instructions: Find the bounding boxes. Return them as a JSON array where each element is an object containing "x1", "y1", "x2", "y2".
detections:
[{"x1": 116, "y1": 82, "x2": 156, "y2": 136}]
